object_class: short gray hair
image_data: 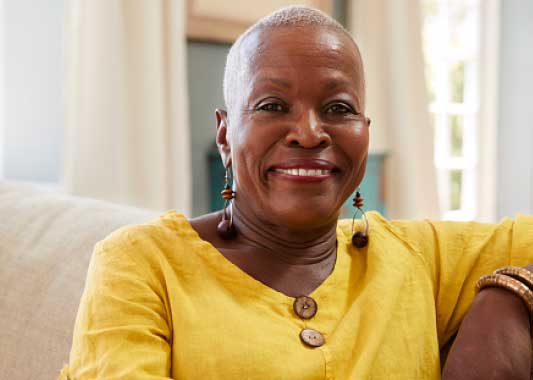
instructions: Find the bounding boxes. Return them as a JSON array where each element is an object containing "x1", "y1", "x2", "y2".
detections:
[{"x1": 223, "y1": 5, "x2": 361, "y2": 116}]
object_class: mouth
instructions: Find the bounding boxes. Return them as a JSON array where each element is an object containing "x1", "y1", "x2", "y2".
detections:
[
  {"x1": 267, "y1": 159, "x2": 339, "y2": 182},
  {"x1": 272, "y1": 168, "x2": 333, "y2": 176}
]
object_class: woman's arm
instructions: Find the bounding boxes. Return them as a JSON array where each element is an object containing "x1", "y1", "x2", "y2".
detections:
[
  {"x1": 391, "y1": 216, "x2": 533, "y2": 377},
  {"x1": 64, "y1": 232, "x2": 174, "y2": 380},
  {"x1": 442, "y1": 284, "x2": 532, "y2": 379}
]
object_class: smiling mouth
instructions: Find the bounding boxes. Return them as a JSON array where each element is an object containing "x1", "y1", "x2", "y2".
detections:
[
  {"x1": 267, "y1": 160, "x2": 339, "y2": 182},
  {"x1": 272, "y1": 168, "x2": 332, "y2": 177}
]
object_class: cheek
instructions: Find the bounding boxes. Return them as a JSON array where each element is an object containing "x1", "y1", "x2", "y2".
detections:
[
  {"x1": 335, "y1": 123, "x2": 369, "y2": 164},
  {"x1": 230, "y1": 124, "x2": 276, "y2": 189}
]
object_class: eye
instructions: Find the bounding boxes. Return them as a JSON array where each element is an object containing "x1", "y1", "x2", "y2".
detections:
[
  {"x1": 325, "y1": 102, "x2": 358, "y2": 115},
  {"x1": 257, "y1": 102, "x2": 285, "y2": 112}
]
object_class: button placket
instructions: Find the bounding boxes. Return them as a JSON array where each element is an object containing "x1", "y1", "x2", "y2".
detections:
[
  {"x1": 300, "y1": 328, "x2": 325, "y2": 347},
  {"x1": 293, "y1": 296, "x2": 318, "y2": 319},
  {"x1": 293, "y1": 295, "x2": 325, "y2": 348}
]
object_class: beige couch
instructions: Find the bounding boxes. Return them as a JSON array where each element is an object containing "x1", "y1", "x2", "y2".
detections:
[{"x1": 0, "y1": 182, "x2": 157, "y2": 380}]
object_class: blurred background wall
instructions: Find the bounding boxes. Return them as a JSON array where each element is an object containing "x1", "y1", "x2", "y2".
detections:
[
  {"x1": 0, "y1": 0, "x2": 531, "y2": 220},
  {"x1": 2, "y1": 0, "x2": 64, "y2": 183},
  {"x1": 497, "y1": 0, "x2": 533, "y2": 219}
]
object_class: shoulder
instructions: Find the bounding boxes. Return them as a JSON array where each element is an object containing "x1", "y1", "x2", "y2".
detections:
[
  {"x1": 337, "y1": 212, "x2": 434, "y2": 263},
  {"x1": 94, "y1": 210, "x2": 203, "y2": 270},
  {"x1": 98, "y1": 210, "x2": 192, "y2": 247},
  {"x1": 349, "y1": 213, "x2": 530, "y2": 257},
  {"x1": 337, "y1": 211, "x2": 413, "y2": 244}
]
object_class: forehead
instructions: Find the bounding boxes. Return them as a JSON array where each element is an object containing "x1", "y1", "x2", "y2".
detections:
[{"x1": 240, "y1": 25, "x2": 363, "y2": 85}]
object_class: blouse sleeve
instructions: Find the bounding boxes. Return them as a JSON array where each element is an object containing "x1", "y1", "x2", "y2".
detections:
[
  {"x1": 392, "y1": 215, "x2": 533, "y2": 347},
  {"x1": 61, "y1": 229, "x2": 173, "y2": 380}
]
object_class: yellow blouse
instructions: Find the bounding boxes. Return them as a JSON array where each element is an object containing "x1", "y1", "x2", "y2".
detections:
[{"x1": 60, "y1": 211, "x2": 533, "y2": 380}]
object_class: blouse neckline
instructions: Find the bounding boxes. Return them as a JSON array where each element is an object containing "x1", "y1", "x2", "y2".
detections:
[{"x1": 166, "y1": 211, "x2": 351, "y2": 304}]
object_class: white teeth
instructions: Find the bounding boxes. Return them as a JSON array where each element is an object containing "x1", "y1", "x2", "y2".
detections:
[{"x1": 274, "y1": 168, "x2": 331, "y2": 176}]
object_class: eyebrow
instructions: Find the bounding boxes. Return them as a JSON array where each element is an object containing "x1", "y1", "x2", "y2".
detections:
[
  {"x1": 253, "y1": 76, "x2": 357, "y2": 92},
  {"x1": 324, "y1": 78, "x2": 354, "y2": 90}
]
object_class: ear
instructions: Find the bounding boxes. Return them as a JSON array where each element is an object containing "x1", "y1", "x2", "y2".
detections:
[
  {"x1": 366, "y1": 117, "x2": 372, "y2": 127},
  {"x1": 215, "y1": 108, "x2": 231, "y2": 167}
]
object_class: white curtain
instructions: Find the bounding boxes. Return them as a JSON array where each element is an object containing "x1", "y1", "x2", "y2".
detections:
[
  {"x1": 348, "y1": 0, "x2": 440, "y2": 220},
  {"x1": 64, "y1": 0, "x2": 191, "y2": 214},
  {"x1": 0, "y1": 0, "x2": 4, "y2": 180}
]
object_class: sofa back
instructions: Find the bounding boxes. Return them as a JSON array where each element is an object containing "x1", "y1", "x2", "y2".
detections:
[{"x1": 0, "y1": 182, "x2": 157, "y2": 380}]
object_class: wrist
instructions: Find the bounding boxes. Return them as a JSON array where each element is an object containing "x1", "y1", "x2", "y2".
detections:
[
  {"x1": 475, "y1": 268, "x2": 533, "y2": 331},
  {"x1": 475, "y1": 286, "x2": 531, "y2": 330}
]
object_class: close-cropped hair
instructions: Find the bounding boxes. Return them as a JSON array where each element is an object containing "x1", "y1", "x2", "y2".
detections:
[{"x1": 223, "y1": 5, "x2": 363, "y2": 117}]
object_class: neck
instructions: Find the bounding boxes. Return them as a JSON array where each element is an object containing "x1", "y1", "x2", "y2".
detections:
[{"x1": 230, "y1": 201, "x2": 338, "y2": 266}]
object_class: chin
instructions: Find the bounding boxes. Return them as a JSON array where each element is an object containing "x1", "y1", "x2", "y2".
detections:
[{"x1": 270, "y1": 202, "x2": 340, "y2": 230}]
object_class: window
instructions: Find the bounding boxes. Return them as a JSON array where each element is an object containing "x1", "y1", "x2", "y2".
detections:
[{"x1": 422, "y1": 0, "x2": 482, "y2": 221}]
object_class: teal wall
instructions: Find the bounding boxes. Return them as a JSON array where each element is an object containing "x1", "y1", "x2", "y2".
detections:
[
  {"x1": 339, "y1": 154, "x2": 386, "y2": 219},
  {"x1": 186, "y1": 42, "x2": 230, "y2": 216},
  {"x1": 331, "y1": 0, "x2": 347, "y2": 27}
]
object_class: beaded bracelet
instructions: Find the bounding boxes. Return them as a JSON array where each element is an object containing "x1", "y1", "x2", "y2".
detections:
[
  {"x1": 475, "y1": 273, "x2": 533, "y2": 317},
  {"x1": 493, "y1": 266, "x2": 533, "y2": 290}
]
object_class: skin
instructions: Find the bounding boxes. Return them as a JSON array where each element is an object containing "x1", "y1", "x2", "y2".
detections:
[
  {"x1": 189, "y1": 24, "x2": 532, "y2": 377},
  {"x1": 442, "y1": 266, "x2": 533, "y2": 380}
]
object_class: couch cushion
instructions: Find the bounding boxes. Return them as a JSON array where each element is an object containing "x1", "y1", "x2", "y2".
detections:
[{"x1": 0, "y1": 182, "x2": 158, "y2": 380}]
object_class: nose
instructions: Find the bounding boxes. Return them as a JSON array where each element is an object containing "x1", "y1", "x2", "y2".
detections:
[{"x1": 284, "y1": 110, "x2": 332, "y2": 148}]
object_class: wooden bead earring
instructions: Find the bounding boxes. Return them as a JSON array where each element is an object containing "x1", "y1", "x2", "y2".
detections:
[
  {"x1": 351, "y1": 188, "x2": 369, "y2": 248},
  {"x1": 217, "y1": 166, "x2": 237, "y2": 240}
]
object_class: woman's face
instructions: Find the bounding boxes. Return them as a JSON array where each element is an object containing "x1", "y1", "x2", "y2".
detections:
[{"x1": 217, "y1": 25, "x2": 369, "y2": 230}]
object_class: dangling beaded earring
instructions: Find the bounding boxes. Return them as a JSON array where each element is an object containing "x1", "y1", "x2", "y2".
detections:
[
  {"x1": 217, "y1": 166, "x2": 237, "y2": 240},
  {"x1": 351, "y1": 188, "x2": 369, "y2": 248}
]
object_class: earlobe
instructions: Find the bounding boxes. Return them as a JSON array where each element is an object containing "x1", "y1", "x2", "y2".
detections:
[{"x1": 215, "y1": 108, "x2": 232, "y2": 167}]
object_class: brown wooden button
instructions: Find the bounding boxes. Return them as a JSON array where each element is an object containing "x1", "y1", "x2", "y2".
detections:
[
  {"x1": 293, "y1": 296, "x2": 318, "y2": 319},
  {"x1": 299, "y1": 328, "x2": 325, "y2": 348}
]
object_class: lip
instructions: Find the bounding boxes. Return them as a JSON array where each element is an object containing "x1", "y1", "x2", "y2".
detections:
[
  {"x1": 269, "y1": 158, "x2": 338, "y2": 171},
  {"x1": 267, "y1": 158, "x2": 339, "y2": 183}
]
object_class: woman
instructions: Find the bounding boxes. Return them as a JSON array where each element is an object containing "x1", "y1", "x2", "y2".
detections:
[{"x1": 60, "y1": 6, "x2": 533, "y2": 380}]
